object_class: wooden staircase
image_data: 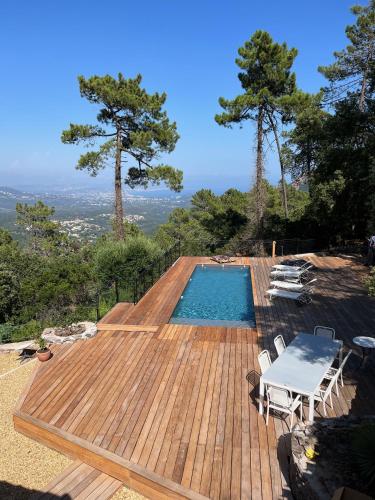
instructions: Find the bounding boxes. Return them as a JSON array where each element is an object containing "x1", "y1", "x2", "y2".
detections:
[{"x1": 31, "y1": 461, "x2": 122, "y2": 499}]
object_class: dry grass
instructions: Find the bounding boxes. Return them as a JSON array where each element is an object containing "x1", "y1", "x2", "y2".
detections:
[{"x1": 0, "y1": 354, "x2": 144, "y2": 499}]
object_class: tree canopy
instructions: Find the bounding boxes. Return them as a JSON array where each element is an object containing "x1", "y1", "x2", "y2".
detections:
[{"x1": 319, "y1": 0, "x2": 375, "y2": 110}]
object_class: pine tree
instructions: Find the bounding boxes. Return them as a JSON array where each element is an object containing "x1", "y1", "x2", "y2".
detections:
[
  {"x1": 15, "y1": 201, "x2": 66, "y2": 255},
  {"x1": 62, "y1": 73, "x2": 183, "y2": 240},
  {"x1": 215, "y1": 31, "x2": 298, "y2": 229},
  {"x1": 319, "y1": 1, "x2": 375, "y2": 111}
]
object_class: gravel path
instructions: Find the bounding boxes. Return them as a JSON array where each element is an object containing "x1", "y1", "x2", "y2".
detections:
[
  {"x1": 0, "y1": 354, "x2": 144, "y2": 499},
  {"x1": 0, "y1": 352, "x2": 25, "y2": 376}
]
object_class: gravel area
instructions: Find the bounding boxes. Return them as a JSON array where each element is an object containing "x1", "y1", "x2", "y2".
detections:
[
  {"x1": 0, "y1": 352, "x2": 25, "y2": 377},
  {"x1": 0, "y1": 353, "x2": 144, "y2": 499}
]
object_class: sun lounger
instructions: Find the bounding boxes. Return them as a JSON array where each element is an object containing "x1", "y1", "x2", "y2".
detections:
[
  {"x1": 266, "y1": 288, "x2": 312, "y2": 305},
  {"x1": 270, "y1": 278, "x2": 317, "y2": 292},
  {"x1": 270, "y1": 265, "x2": 313, "y2": 281},
  {"x1": 272, "y1": 262, "x2": 311, "y2": 271}
]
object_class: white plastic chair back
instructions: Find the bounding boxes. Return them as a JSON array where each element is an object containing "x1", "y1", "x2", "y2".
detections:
[
  {"x1": 314, "y1": 325, "x2": 335, "y2": 339},
  {"x1": 322, "y1": 372, "x2": 339, "y2": 402},
  {"x1": 274, "y1": 335, "x2": 286, "y2": 356},
  {"x1": 267, "y1": 385, "x2": 291, "y2": 408},
  {"x1": 258, "y1": 350, "x2": 271, "y2": 375},
  {"x1": 338, "y1": 350, "x2": 352, "y2": 374}
]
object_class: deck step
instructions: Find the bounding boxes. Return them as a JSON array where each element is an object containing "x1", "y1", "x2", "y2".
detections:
[
  {"x1": 98, "y1": 302, "x2": 135, "y2": 325},
  {"x1": 31, "y1": 460, "x2": 122, "y2": 499}
]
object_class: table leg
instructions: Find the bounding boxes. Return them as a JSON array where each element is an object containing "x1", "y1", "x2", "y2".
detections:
[
  {"x1": 308, "y1": 395, "x2": 315, "y2": 423},
  {"x1": 358, "y1": 347, "x2": 372, "y2": 370},
  {"x1": 259, "y1": 379, "x2": 265, "y2": 415}
]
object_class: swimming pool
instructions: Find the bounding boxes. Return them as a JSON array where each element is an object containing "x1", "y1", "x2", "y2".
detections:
[{"x1": 170, "y1": 264, "x2": 256, "y2": 327}]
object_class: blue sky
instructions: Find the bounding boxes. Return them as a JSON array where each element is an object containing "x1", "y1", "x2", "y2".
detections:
[{"x1": 0, "y1": 0, "x2": 366, "y2": 193}]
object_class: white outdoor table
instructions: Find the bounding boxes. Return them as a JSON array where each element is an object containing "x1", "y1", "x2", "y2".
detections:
[{"x1": 259, "y1": 333, "x2": 343, "y2": 422}]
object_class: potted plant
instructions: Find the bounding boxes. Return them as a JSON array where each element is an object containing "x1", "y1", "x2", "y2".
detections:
[{"x1": 36, "y1": 336, "x2": 51, "y2": 362}]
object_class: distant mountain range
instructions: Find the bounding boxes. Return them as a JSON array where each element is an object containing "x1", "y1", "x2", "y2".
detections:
[{"x1": 0, "y1": 186, "x2": 191, "y2": 242}]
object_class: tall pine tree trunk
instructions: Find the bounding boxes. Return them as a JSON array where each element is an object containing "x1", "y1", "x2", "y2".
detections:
[
  {"x1": 267, "y1": 112, "x2": 288, "y2": 218},
  {"x1": 255, "y1": 106, "x2": 265, "y2": 237},
  {"x1": 359, "y1": 72, "x2": 367, "y2": 112},
  {"x1": 114, "y1": 131, "x2": 125, "y2": 240}
]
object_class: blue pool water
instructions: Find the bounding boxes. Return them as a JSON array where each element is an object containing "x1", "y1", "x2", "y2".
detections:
[{"x1": 170, "y1": 265, "x2": 256, "y2": 327}]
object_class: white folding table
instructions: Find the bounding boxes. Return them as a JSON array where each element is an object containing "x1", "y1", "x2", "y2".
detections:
[{"x1": 259, "y1": 333, "x2": 343, "y2": 422}]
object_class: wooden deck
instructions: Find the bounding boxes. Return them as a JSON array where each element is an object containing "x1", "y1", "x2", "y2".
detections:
[
  {"x1": 31, "y1": 461, "x2": 122, "y2": 499},
  {"x1": 14, "y1": 255, "x2": 375, "y2": 499}
]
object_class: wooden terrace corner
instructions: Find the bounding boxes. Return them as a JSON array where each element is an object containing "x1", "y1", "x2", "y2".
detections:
[{"x1": 14, "y1": 256, "x2": 375, "y2": 499}]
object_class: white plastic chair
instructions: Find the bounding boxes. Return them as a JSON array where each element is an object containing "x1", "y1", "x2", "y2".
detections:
[
  {"x1": 314, "y1": 325, "x2": 335, "y2": 339},
  {"x1": 274, "y1": 335, "x2": 286, "y2": 357},
  {"x1": 324, "y1": 350, "x2": 352, "y2": 396},
  {"x1": 265, "y1": 385, "x2": 303, "y2": 430},
  {"x1": 314, "y1": 370, "x2": 340, "y2": 415},
  {"x1": 258, "y1": 350, "x2": 271, "y2": 375}
]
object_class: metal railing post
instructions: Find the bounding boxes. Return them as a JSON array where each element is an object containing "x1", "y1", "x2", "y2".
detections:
[
  {"x1": 133, "y1": 277, "x2": 138, "y2": 304},
  {"x1": 96, "y1": 291, "x2": 100, "y2": 322}
]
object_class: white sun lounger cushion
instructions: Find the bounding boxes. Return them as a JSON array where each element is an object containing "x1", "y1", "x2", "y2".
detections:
[
  {"x1": 272, "y1": 262, "x2": 309, "y2": 271},
  {"x1": 270, "y1": 279, "x2": 316, "y2": 291},
  {"x1": 266, "y1": 288, "x2": 312, "y2": 304}
]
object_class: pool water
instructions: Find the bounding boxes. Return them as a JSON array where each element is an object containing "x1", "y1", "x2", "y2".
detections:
[{"x1": 170, "y1": 264, "x2": 256, "y2": 327}]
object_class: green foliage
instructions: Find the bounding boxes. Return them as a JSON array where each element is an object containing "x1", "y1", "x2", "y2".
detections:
[
  {"x1": 16, "y1": 201, "x2": 69, "y2": 255},
  {"x1": 105, "y1": 219, "x2": 143, "y2": 239},
  {"x1": 155, "y1": 208, "x2": 215, "y2": 256},
  {"x1": 94, "y1": 235, "x2": 162, "y2": 288},
  {"x1": 282, "y1": 93, "x2": 328, "y2": 179},
  {"x1": 0, "y1": 228, "x2": 13, "y2": 246},
  {"x1": 155, "y1": 184, "x2": 309, "y2": 254},
  {"x1": 318, "y1": 1, "x2": 375, "y2": 110},
  {"x1": 126, "y1": 164, "x2": 183, "y2": 192},
  {"x1": 352, "y1": 424, "x2": 375, "y2": 489},
  {"x1": 0, "y1": 264, "x2": 20, "y2": 323},
  {"x1": 216, "y1": 31, "x2": 298, "y2": 127},
  {"x1": 286, "y1": 94, "x2": 375, "y2": 240},
  {"x1": 0, "y1": 321, "x2": 41, "y2": 344},
  {"x1": 38, "y1": 336, "x2": 46, "y2": 350},
  {"x1": 365, "y1": 268, "x2": 375, "y2": 296},
  {"x1": 154, "y1": 188, "x2": 250, "y2": 255}
]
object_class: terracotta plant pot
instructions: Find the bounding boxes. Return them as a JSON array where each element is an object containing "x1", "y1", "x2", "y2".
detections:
[{"x1": 37, "y1": 348, "x2": 51, "y2": 362}]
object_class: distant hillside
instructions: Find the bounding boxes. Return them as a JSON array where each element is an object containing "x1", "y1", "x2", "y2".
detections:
[{"x1": 0, "y1": 186, "x2": 191, "y2": 242}]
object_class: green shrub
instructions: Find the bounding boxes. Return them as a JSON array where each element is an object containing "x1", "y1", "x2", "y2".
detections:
[
  {"x1": 365, "y1": 268, "x2": 375, "y2": 296},
  {"x1": 352, "y1": 423, "x2": 375, "y2": 489},
  {"x1": 12, "y1": 320, "x2": 41, "y2": 342},
  {"x1": 94, "y1": 236, "x2": 162, "y2": 289},
  {"x1": 0, "y1": 320, "x2": 41, "y2": 344},
  {"x1": 38, "y1": 336, "x2": 46, "y2": 350},
  {"x1": 0, "y1": 324, "x2": 15, "y2": 343}
]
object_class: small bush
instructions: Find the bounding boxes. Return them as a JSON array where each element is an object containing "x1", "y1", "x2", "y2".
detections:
[
  {"x1": 0, "y1": 324, "x2": 15, "y2": 343},
  {"x1": 352, "y1": 423, "x2": 375, "y2": 490},
  {"x1": 365, "y1": 268, "x2": 375, "y2": 296},
  {"x1": 0, "y1": 320, "x2": 41, "y2": 344}
]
